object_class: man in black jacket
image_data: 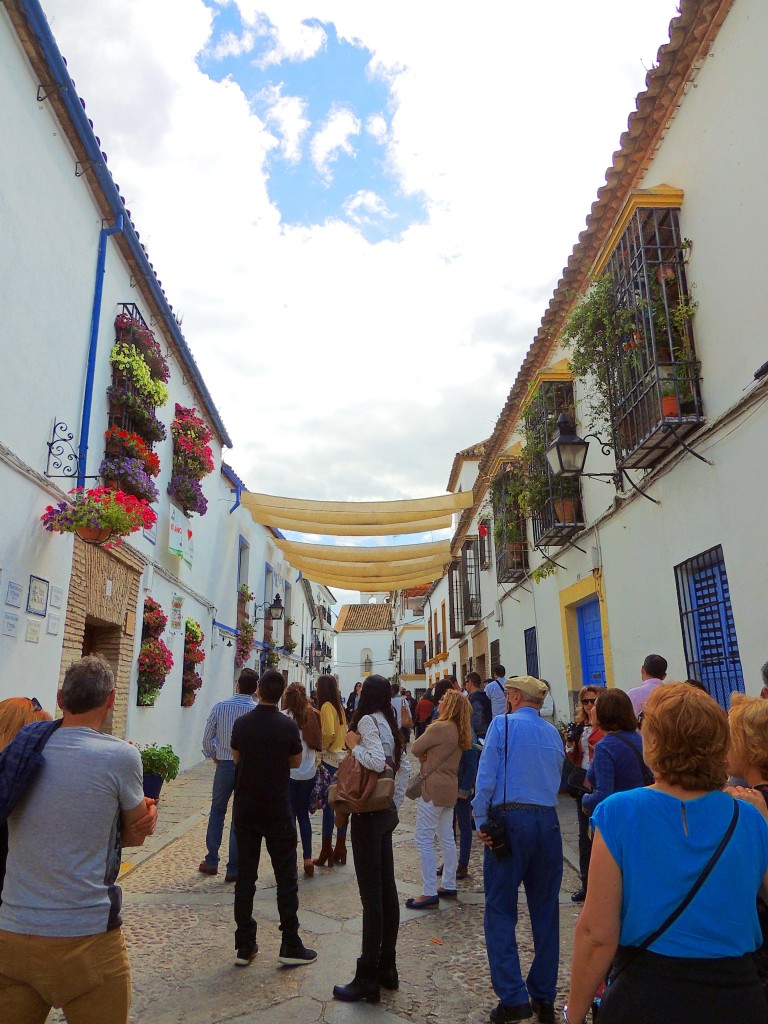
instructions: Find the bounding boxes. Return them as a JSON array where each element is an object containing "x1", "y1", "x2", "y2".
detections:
[{"x1": 231, "y1": 669, "x2": 317, "y2": 969}]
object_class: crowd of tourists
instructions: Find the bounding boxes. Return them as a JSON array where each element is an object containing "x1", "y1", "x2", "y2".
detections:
[{"x1": 2, "y1": 655, "x2": 768, "y2": 1024}]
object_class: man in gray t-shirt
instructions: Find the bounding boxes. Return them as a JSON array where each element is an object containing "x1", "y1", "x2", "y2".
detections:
[{"x1": 0, "y1": 655, "x2": 157, "y2": 1023}]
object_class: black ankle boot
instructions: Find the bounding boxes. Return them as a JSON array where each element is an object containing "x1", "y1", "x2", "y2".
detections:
[
  {"x1": 333, "y1": 958, "x2": 381, "y2": 1003},
  {"x1": 378, "y1": 963, "x2": 399, "y2": 990}
]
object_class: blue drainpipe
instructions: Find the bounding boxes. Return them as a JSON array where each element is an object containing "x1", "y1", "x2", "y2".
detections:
[{"x1": 77, "y1": 216, "x2": 124, "y2": 487}]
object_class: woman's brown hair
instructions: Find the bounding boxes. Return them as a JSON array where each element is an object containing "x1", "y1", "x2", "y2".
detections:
[
  {"x1": 316, "y1": 674, "x2": 345, "y2": 726},
  {"x1": 436, "y1": 690, "x2": 472, "y2": 750},
  {"x1": 283, "y1": 683, "x2": 311, "y2": 729},
  {"x1": 641, "y1": 682, "x2": 728, "y2": 791},
  {"x1": 0, "y1": 697, "x2": 52, "y2": 751},
  {"x1": 595, "y1": 688, "x2": 638, "y2": 733},
  {"x1": 728, "y1": 693, "x2": 768, "y2": 780}
]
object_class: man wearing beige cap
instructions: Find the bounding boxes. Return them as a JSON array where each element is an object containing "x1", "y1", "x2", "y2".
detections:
[{"x1": 473, "y1": 676, "x2": 564, "y2": 1024}]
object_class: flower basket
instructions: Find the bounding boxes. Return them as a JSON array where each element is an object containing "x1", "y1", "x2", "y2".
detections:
[
  {"x1": 41, "y1": 487, "x2": 156, "y2": 546},
  {"x1": 182, "y1": 618, "x2": 205, "y2": 707},
  {"x1": 99, "y1": 456, "x2": 159, "y2": 504},
  {"x1": 104, "y1": 428, "x2": 161, "y2": 477},
  {"x1": 235, "y1": 620, "x2": 255, "y2": 668},
  {"x1": 110, "y1": 343, "x2": 169, "y2": 407},
  {"x1": 169, "y1": 405, "x2": 214, "y2": 517},
  {"x1": 76, "y1": 526, "x2": 114, "y2": 545},
  {"x1": 142, "y1": 597, "x2": 167, "y2": 639}
]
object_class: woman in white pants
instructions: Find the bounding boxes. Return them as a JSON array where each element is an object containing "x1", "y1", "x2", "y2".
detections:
[{"x1": 407, "y1": 689, "x2": 472, "y2": 908}]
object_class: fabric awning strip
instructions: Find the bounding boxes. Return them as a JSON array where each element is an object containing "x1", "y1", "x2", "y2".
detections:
[
  {"x1": 275, "y1": 539, "x2": 452, "y2": 564},
  {"x1": 287, "y1": 554, "x2": 450, "y2": 579},
  {"x1": 241, "y1": 491, "x2": 472, "y2": 515},
  {"x1": 248, "y1": 512, "x2": 454, "y2": 536},
  {"x1": 302, "y1": 567, "x2": 447, "y2": 591}
]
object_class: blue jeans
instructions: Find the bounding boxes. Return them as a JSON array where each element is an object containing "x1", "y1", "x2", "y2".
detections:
[
  {"x1": 321, "y1": 763, "x2": 348, "y2": 840},
  {"x1": 454, "y1": 796, "x2": 473, "y2": 868},
  {"x1": 290, "y1": 777, "x2": 316, "y2": 859},
  {"x1": 483, "y1": 806, "x2": 562, "y2": 1007},
  {"x1": 204, "y1": 760, "x2": 238, "y2": 872}
]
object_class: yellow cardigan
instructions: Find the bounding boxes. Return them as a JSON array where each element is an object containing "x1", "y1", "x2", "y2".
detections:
[{"x1": 320, "y1": 701, "x2": 346, "y2": 766}]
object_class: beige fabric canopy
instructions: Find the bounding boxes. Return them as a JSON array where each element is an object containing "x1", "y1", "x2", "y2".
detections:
[
  {"x1": 240, "y1": 490, "x2": 471, "y2": 537},
  {"x1": 239, "y1": 491, "x2": 470, "y2": 589}
]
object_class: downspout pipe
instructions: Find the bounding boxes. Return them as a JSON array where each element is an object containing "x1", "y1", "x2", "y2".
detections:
[{"x1": 77, "y1": 216, "x2": 124, "y2": 488}]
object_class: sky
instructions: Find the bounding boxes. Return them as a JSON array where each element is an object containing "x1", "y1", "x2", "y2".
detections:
[{"x1": 42, "y1": 0, "x2": 681, "y2": 607}]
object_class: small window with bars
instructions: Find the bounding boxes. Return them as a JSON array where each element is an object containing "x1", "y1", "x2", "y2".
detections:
[
  {"x1": 490, "y1": 639, "x2": 500, "y2": 674},
  {"x1": 449, "y1": 560, "x2": 464, "y2": 637},
  {"x1": 524, "y1": 626, "x2": 539, "y2": 678},
  {"x1": 461, "y1": 538, "x2": 482, "y2": 625},
  {"x1": 674, "y1": 545, "x2": 744, "y2": 709}
]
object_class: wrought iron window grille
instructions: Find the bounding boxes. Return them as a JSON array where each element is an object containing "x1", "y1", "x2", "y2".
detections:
[{"x1": 604, "y1": 208, "x2": 704, "y2": 469}]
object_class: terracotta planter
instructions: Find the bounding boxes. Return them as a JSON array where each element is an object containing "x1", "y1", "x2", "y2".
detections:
[
  {"x1": 553, "y1": 497, "x2": 578, "y2": 524},
  {"x1": 75, "y1": 526, "x2": 113, "y2": 544},
  {"x1": 661, "y1": 395, "x2": 680, "y2": 418}
]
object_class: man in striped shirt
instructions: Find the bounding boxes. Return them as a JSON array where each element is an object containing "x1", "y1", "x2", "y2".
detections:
[{"x1": 198, "y1": 669, "x2": 259, "y2": 882}]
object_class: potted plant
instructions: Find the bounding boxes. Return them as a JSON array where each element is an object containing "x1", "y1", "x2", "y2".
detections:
[
  {"x1": 181, "y1": 618, "x2": 205, "y2": 707},
  {"x1": 104, "y1": 427, "x2": 160, "y2": 477},
  {"x1": 235, "y1": 620, "x2": 255, "y2": 668},
  {"x1": 99, "y1": 456, "x2": 160, "y2": 503},
  {"x1": 660, "y1": 380, "x2": 680, "y2": 419},
  {"x1": 110, "y1": 342, "x2": 170, "y2": 408},
  {"x1": 137, "y1": 637, "x2": 174, "y2": 706},
  {"x1": 41, "y1": 486, "x2": 157, "y2": 545},
  {"x1": 284, "y1": 639, "x2": 297, "y2": 654},
  {"x1": 136, "y1": 742, "x2": 180, "y2": 799}
]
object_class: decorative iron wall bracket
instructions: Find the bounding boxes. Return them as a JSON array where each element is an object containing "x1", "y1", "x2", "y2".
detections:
[{"x1": 45, "y1": 418, "x2": 96, "y2": 480}]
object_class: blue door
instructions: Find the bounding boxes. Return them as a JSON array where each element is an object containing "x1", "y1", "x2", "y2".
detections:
[
  {"x1": 577, "y1": 598, "x2": 606, "y2": 689},
  {"x1": 688, "y1": 560, "x2": 744, "y2": 708}
]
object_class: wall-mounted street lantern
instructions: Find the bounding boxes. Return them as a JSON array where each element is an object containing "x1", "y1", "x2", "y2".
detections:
[{"x1": 253, "y1": 594, "x2": 284, "y2": 622}]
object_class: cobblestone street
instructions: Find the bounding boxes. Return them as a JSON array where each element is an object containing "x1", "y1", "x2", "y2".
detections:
[{"x1": 107, "y1": 759, "x2": 582, "y2": 1024}]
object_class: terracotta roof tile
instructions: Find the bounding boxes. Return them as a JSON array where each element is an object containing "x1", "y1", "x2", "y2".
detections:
[{"x1": 336, "y1": 604, "x2": 393, "y2": 632}]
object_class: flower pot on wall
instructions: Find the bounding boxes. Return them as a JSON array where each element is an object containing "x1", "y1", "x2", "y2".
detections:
[
  {"x1": 553, "y1": 497, "x2": 578, "y2": 524},
  {"x1": 75, "y1": 526, "x2": 113, "y2": 544},
  {"x1": 661, "y1": 395, "x2": 680, "y2": 418}
]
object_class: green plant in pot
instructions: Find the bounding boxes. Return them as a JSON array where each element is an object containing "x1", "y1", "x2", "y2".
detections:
[{"x1": 136, "y1": 742, "x2": 180, "y2": 799}]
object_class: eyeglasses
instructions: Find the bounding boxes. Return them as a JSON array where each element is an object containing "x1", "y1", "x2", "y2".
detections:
[
  {"x1": 28, "y1": 697, "x2": 43, "y2": 711},
  {"x1": 581, "y1": 698, "x2": 597, "y2": 706}
]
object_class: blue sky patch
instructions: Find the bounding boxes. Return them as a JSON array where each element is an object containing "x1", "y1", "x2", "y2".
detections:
[{"x1": 198, "y1": 6, "x2": 427, "y2": 242}]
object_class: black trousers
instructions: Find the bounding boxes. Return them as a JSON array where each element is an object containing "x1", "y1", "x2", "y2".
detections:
[
  {"x1": 233, "y1": 818, "x2": 299, "y2": 950},
  {"x1": 576, "y1": 794, "x2": 592, "y2": 888},
  {"x1": 350, "y1": 805, "x2": 399, "y2": 969},
  {"x1": 598, "y1": 947, "x2": 767, "y2": 1024}
]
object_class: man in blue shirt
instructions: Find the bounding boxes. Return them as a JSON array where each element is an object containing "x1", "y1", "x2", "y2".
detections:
[
  {"x1": 487, "y1": 664, "x2": 508, "y2": 718},
  {"x1": 473, "y1": 676, "x2": 565, "y2": 1024},
  {"x1": 198, "y1": 669, "x2": 259, "y2": 882}
]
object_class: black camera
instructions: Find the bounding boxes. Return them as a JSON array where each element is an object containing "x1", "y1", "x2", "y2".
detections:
[{"x1": 480, "y1": 818, "x2": 508, "y2": 858}]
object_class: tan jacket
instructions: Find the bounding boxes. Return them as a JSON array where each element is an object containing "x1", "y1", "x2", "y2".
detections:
[{"x1": 411, "y1": 720, "x2": 461, "y2": 807}]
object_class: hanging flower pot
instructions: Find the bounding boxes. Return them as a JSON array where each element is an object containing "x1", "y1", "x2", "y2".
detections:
[
  {"x1": 76, "y1": 525, "x2": 114, "y2": 545},
  {"x1": 42, "y1": 486, "x2": 157, "y2": 547}
]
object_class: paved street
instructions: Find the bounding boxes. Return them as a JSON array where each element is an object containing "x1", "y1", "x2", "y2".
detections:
[{"x1": 103, "y1": 760, "x2": 582, "y2": 1024}]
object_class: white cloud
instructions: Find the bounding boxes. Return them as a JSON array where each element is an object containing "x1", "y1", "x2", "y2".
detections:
[
  {"x1": 342, "y1": 189, "x2": 392, "y2": 225},
  {"x1": 258, "y1": 84, "x2": 310, "y2": 163},
  {"x1": 365, "y1": 113, "x2": 388, "y2": 143},
  {"x1": 310, "y1": 104, "x2": 362, "y2": 182},
  {"x1": 40, "y1": 0, "x2": 683, "y2": 517},
  {"x1": 210, "y1": 28, "x2": 255, "y2": 59}
]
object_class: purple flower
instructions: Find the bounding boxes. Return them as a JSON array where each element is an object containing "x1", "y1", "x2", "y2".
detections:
[
  {"x1": 100, "y1": 456, "x2": 159, "y2": 503},
  {"x1": 168, "y1": 471, "x2": 208, "y2": 516}
]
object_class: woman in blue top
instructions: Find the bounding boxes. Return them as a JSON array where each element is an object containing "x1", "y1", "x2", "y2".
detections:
[
  {"x1": 566, "y1": 683, "x2": 768, "y2": 1024},
  {"x1": 581, "y1": 688, "x2": 651, "y2": 818}
]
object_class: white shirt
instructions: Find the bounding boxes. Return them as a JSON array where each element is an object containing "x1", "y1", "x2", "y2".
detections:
[{"x1": 352, "y1": 711, "x2": 410, "y2": 808}]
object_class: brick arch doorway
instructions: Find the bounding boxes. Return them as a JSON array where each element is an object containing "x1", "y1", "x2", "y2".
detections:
[{"x1": 82, "y1": 618, "x2": 123, "y2": 735}]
